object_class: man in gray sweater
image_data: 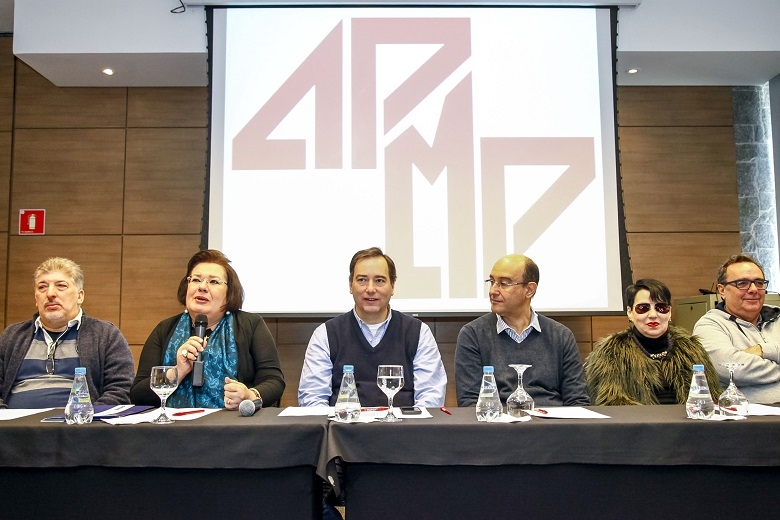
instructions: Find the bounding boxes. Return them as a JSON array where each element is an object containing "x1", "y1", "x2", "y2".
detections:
[
  {"x1": 455, "y1": 254, "x2": 590, "y2": 407},
  {"x1": 0, "y1": 257, "x2": 134, "y2": 408}
]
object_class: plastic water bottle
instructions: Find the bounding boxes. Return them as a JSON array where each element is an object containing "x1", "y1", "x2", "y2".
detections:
[
  {"x1": 65, "y1": 367, "x2": 94, "y2": 425},
  {"x1": 476, "y1": 366, "x2": 502, "y2": 422},
  {"x1": 334, "y1": 365, "x2": 361, "y2": 422},
  {"x1": 686, "y1": 364, "x2": 715, "y2": 419}
]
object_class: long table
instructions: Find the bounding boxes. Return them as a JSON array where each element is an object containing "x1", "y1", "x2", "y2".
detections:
[
  {"x1": 0, "y1": 408, "x2": 328, "y2": 519},
  {"x1": 325, "y1": 405, "x2": 780, "y2": 520}
]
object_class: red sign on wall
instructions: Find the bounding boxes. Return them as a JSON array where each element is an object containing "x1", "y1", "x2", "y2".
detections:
[{"x1": 19, "y1": 209, "x2": 46, "y2": 235}]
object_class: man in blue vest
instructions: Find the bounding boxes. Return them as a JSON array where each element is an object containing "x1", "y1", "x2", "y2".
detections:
[{"x1": 299, "y1": 247, "x2": 447, "y2": 408}]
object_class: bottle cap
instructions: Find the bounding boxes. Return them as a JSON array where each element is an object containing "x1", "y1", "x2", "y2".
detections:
[
  {"x1": 75, "y1": 367, "x2": 86, "y2": 375},
  {"x1": 483, "y1": 366, "x2": 494, "y2": 373},
  {"x1": 692, "y1": 364, "x2": 704, "y2": 371},
  {"x1": 343, "y1": 365, "x2": 354, "y2": 372}
]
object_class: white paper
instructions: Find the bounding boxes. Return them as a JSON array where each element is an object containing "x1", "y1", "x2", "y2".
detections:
[
  {"x1": 278, "y1": 406, "x2": 333, "y2": 417},
  {"x1": 746, "y1": 403, "x2": 780, "y2": 416},
  {"x1": 0, "y1": 408, "x2": 53, "y2": 421},
  {"x1": 102, "y1": 408, "x2": 219, "y2": 424},
  {"x1": 526, "y1": 406, "x2": 611, "y2": 419}
]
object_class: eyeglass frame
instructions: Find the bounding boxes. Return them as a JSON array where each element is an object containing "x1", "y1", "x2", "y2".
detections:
[
  {"x1": 485, "y1": 278, "x2": 532, "y2": 291},
  {"x1": 720, "y1": 278, "x2": 769, "y2": 291},
  {"x1": 186, "y1": 276, "x2": 228, "y2": 287},
  {"x1": 631, "y1": 302, "x2": 671, "y2": 315}
]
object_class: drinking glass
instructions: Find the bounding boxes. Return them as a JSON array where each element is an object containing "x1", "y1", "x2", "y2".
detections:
[
  {"x1": 150, "y1": 365, "x2": 179, "y2": 424},
  {"x1": 507, "y1": 364, "x2": 534, "y2": 417},
  {"x1": 718, "y1": 363, "x2": 749, "y2": 417},
  {"x1": 376, "y1": 365, "x2": 404, "y2": 422}
]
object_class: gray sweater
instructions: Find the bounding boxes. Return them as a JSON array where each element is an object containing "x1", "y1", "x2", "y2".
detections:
[
  {"x1": 0, "y1": 313, "x2": 134, "y2": 407},
  {"x1": 455, "y1": 313, "x2": 590, "y2": 407}
]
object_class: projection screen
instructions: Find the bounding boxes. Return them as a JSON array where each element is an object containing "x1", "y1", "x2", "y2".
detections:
[{"x1": 209, "y1": 5, "x2": 625, "y2": 315}]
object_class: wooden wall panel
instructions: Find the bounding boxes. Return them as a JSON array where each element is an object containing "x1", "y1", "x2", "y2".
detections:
[
  {"x1": 124, "y1": 128, "x2": 208, "y2": 234},
  {"x1": 0, "y1": 232, "x2": 6, "y2": 330},
  {"x1": 620, "y1": 126, "x2": 739, "y2": 232},
  {"x1": 0, "y1": 132, "x2": 9, "y2": 233},
  {"x1": 0, "y1": 38, "x2": 13, "y2": 133},
  {"x1": 6, "y1": 235, "x2": 122, "y2": 326},
  {"x1": 11, "y1": 129, "x2": 126, "y2": 235},
  {"x1": 627, "y1": 231, "x2": 742, "y2": 301},
  {"x1": 127, "y1": 88, "x2": 209, "y2": 128},
  {"x1": 119, "y1": 235, "x2": 202, "y2": 344},
  {"x1": 592, "y1": 315, "x2": 630, "y2": 344},
  {"x1": 14, "y1": 62, "x2": 127, "y2": 129},
  {"x1": 617, "y1": 86, "x2": 733, "y2": 127}
]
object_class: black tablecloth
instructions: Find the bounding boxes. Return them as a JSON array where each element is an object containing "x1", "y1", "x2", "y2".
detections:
[
  {"x1": 325, "y1": 405, "x2": 780, "y2": 520},
  {"x1": 326, "y1": 404, "x2": 780, "y2": 469},
  {"x1": 0, "y1": 407, "x2": 328, "y2": 469},
  {"x1": 0, "y1": 408, "x2": 329, "y2": 520}
]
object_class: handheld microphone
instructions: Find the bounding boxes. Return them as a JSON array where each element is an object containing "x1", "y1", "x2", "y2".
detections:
[
  {"x1": 192, "y1": 314, "x2": 207, "y2": 387},
  {"x1": 239, "y1": 398, "x2": 263, "y2": 417}
]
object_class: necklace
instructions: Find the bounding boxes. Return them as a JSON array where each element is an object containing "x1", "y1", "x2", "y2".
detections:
[{"x1": 646, "y1": 350, "x2": 669, "y2": 360}]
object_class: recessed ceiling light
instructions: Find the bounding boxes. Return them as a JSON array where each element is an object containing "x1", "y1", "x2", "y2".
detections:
[
  {"x1": 102, "y1": 68, "x2": 115, "y2": 76},
  {"x1": 626, "y1": 68, "x2": 640, "y2": 74}
]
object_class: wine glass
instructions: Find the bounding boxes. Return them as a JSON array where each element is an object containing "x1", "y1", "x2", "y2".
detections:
[
  {"x1": 150, "y1": 365, "x2": 179, "y2": 424},
  {"x1": 718, "y1": 363, "x2": 749, "y2": 417},
  {"x1": 507, "y1": 364, "x2": 534, "y2": 417},
  {"x1": 376, "y1": 365, "x2": 404, "y2": 422}
]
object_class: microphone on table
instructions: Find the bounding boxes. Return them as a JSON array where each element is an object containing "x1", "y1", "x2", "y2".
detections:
[
  {"x1": 239, "y1": 398, "x2": 263, "y2": 417},
  {"x1": 192, "y1": 314, "x2": 207, "y2": 387}
]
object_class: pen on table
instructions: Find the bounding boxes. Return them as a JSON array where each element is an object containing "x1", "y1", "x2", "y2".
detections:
[
  {"x1": 361, "y1": 407, "x2": 388, "y2": 412},
  {"x1": 536, "y1": 408, "x2": 548, "y2": 414},
  {"x1": 440, "y1": 406, "x2": 452, "y2": 415},
  {"x1": 172, "y1": 409, "x2": 205, "y2": 417}
]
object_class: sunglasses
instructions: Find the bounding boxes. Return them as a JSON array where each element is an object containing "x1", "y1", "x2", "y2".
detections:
[{"x1": 632, "y1": 303, "x2": 671, "y2": 315}]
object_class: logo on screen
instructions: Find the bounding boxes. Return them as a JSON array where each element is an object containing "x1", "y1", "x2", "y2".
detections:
[{"x1": 232, "y1": 17, "x2": 595, "y2": 299}]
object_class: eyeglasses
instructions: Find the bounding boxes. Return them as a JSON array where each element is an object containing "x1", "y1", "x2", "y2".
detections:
[
  {"x1": 632, "y1": 303, "x2": 671, "y2": 315},
  {"x1": 46, "y1": 351, "x2": 55, "y2": 375},
  {"x1": 485, "y1": 279, "x2": 529, "y2": 291},
  {"x1": 722, "y1": 278, "x2": 769, "y2": 291},
  {"x1": 187, "y1": 276, "x2": 228, "y2": 287}
]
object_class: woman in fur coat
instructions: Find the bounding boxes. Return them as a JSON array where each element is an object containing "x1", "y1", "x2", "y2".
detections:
[{"x1": 585, "y1": 278, "x2": 722, "y2": 405}]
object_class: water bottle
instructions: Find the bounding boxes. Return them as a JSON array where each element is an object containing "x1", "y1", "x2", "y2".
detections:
[
  {"x1": 476, "y1": 366, "x2": 502, "y2": 422},
  {"x1": 334, "y1": 365, "x2": 361, "y2": 422},
  {"x1": 685, "y1": 364, "x2": 715, "y2": 419},
  {"x1": 65, "y1": 367, "x2": 94, "y2": 425}
]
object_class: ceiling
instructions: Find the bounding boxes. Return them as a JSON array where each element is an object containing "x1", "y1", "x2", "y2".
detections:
[{"x1": 3, "y1": 0, "x2": 780, "y2": 88}]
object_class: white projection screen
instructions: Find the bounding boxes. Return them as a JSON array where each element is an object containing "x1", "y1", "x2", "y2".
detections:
[{"x1": 208, "y1": 5, "x2": 627, "y2": 315}]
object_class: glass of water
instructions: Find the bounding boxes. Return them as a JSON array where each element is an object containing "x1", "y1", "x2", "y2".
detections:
[{"x1": 376, "y1": 365, "x2": 404, "y2": 422}]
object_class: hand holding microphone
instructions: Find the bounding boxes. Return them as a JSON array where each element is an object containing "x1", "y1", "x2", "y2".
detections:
[{"x1": 192, "y1": 314, "x2": 208, "y2": 387}]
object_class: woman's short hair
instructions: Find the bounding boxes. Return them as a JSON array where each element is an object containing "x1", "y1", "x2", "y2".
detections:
[
  {"x1": 34, "y1": 257, "x2": 84, "y2": 290},
  {"x1": 177, "y1": 249, "x2": 244, "y2": 312},
  {"x1": 349, "y1": 247, "x2": 397, "y2": 285},
  {"x1": 717, "y1": 253, "x2": 764, "y2": 285},
  {"x1": 625, "y1": 278, "x2": 671, "y2": 307}
]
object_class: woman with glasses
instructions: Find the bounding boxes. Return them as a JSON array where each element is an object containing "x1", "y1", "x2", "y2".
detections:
[
  {"x1": 130, "y1": 249, "x2": 285, "y2": 409},
  {"x1": 585, "y1": 278, "x2": 721, "y2": 405}
]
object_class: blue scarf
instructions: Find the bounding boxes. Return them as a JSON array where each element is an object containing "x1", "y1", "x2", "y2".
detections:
[{"x1": 165, "y1": 311, "x2": 239, "y2": 408}]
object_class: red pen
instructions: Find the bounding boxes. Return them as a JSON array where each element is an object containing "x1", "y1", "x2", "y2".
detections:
[
  {"x1": 172, "y1": 409, "x2": 205, "y2": 417},
  {"x1": 360, "y1": 407, "x2": 389, "y2": 412},
  {"x1": 536, "y1": 408, "x2": 548, "y2": 414},
  {"x1": 440, "y1": 406, "x2": 452, "y2": 415}
]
